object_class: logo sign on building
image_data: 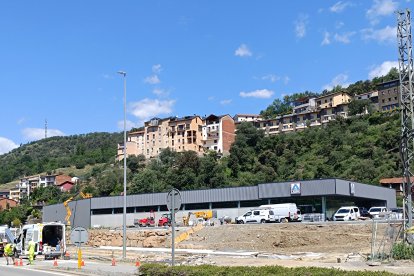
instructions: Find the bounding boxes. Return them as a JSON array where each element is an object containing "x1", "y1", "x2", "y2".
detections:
[
  {"x1": 290, "y1": 183, "x2": 301, "y2": 195},
  {"x1": 349, "y1": 182, "x2": 355, "y2": 195}
]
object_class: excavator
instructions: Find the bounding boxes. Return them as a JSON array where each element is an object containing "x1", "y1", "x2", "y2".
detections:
[
  {"x1": 64, "y1": 192, "x2": 92, "y2": 227},
  {"x1": 182, "y1": 210, "x2": 216, "y2": 226}
]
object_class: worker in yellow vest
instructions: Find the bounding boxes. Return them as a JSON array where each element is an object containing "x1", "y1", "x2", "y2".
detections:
[
  {"x1": 27, "y1": 240, "x2": 36, "y2": 265},
  {"x1": 3, "y1": 240, "x2": 15, "y2": 265}
]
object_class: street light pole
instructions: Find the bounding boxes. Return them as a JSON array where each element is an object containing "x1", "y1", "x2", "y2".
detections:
[{"x1": 117, "y1": 70, "x2": 127, "y2": 259}]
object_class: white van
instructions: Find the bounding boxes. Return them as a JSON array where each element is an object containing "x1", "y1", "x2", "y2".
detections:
[
  {"x1": 15, "y1": 222, "x2": 66, "y2": 259},
  {"x1": 368, "y1": 206, "x2": 388, "y2": 218},
  {"x1": 333, "y1": 206, "x2": 360, "y2": 221},
  {"x1": 259, "y1": 203, "x2": 300, "y2": 222},
  {"x1": 235, "y1": 209, "x2": 276, "y2": 224}
]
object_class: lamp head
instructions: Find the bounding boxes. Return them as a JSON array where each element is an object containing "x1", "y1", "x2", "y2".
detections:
[{"x1": 117, "y1": 71, "x2": 127, "y2": 76}]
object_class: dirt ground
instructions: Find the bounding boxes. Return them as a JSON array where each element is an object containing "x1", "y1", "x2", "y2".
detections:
[{"x1": 179, "y1": 222, "x2": 385, "y2": 254}]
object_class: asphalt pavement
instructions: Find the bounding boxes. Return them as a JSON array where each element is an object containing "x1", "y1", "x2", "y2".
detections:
[
  {"x1": 0, "y1": 259, "x2": 139, "y2": 276},
  {"x1": 0, "y1": 264, "x2": 75, "y2": 276}
]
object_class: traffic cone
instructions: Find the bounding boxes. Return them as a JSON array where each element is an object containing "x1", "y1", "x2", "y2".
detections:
[
  {"x1": 64, "y1": 251, "x2": 70, "y2": 260},
  {"x1": 135, "y1": 260, "x2": 141, "y2": 267},
  {"x1": 111, "y1": 258, "x2": 116, "y2": 266},
  {"x1": 19, "y1": 257, "x2": 23, "y2": 266},
  {"x1": 81, "y1": 259, "x2": 85, "y2": 267},
  {"x1": 14, "y1": 259, "x2": 18, "y2": 266},
  {"x1": 53, "y1": 258, "x2": 58, "y2": 267}
]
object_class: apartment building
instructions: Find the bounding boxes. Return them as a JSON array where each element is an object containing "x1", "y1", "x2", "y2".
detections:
[
  {"x1": 143, "y1": 117, "x2": 172, "y2": 159},
  {"x1": 233, "y1": 114, "x2": 262, "y2": 123},
  {"x1": 8, "y1": 174, "x2": 73, "y2": 203},
  {"x1": 116, "y1": 128, "x2": 145, "y2": 161},
  {"x1": 378, "y1": 79, "x2": 400, "y2": 111},
  {"x1": 316, "y1": 92, "x2": 352, "y2": 123},
  {"x1": 168, "y1": 116, "x2": 204, "y2": 154},
  {"x1": 202, "y1": 114, "x2": 235, "y2": 155},
  {"x1": 354, "y1": 90, "x2": 379, "y2": 111}
]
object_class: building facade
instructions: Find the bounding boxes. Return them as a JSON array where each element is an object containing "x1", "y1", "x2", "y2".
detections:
[
  {"x1": 43, "y1": 178, "x2": 397, "y2": 229},
  {"x1": 378, "y1": 80, "x2": 400, "y2": 111},
  {"x1": 202, "y1": 114, "x2": 236, "y2": 155},
  {"x1": 168, "y1": 116, "x2": 204, "y2": 154}
]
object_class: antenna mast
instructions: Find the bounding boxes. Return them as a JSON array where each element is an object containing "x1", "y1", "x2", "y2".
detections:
[{"x1": 397, "y1": 9, "x2": 414, "y2": 242}]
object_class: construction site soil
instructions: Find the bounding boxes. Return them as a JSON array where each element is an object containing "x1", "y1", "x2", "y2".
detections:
[{"x1": 179, "y1": 223, "x2": 383, "y2": 254}]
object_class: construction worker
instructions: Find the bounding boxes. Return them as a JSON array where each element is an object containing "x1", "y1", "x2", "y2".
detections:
[
  {"x1": 3, "y1": 240, "x2": 15, "y2": 265},
  {"x1": 27, "y1": 240, "x2": 35, "y2": 265}
]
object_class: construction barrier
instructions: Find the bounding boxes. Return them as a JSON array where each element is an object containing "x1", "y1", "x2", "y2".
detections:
[{"x1": 174, "y1": 223, "x2": 204, "y2": 244}]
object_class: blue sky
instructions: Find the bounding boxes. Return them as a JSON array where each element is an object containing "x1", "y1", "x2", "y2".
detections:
[{"x1": 0, "y1": 0, "x2": 407, "y2": 154}]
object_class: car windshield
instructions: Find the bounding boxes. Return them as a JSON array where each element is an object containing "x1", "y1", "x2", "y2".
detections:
[
  {"x1": 336, "y1": 209, "x2": 350, "y2": 214},
  {"x1": 370, "y1": 208, "x2": 382, "y2": 213}
]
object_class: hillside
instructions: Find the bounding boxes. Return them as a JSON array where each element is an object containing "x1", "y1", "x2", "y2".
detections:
[
  {"x1": 0, "y1": 132, "x2": 123, "y2": 185},
  {"x1": 0, "y1": 113, "x2": 401, "y2": 198}
]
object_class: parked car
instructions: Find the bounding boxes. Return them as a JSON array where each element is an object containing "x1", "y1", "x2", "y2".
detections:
[
  {"x1": 259, "y1": 203, "x2": 300, "y2": 222},
  {"x1": 333, "y1": 206, "x2": 360, "y2": 221},
  {"x1": 390, "y1": 208, "x2": 403, "y2": 220},
  {"x1": 235, "y1": 209, "x2": 276, "y2": 224},
  {"x1": 359, "y1": 207, "x2": 370, "y2": 217},
  {"x1": 368, "y1": 206, "x2": 388, "y2": 219}
]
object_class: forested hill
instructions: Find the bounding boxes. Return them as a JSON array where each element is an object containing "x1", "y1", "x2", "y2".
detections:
[
  {"x1": 0, "y1": 132, "x2": 123, "y2": 184},
  {"x1": 0, "y1": 113, "x2": 402, "y2": 193}
]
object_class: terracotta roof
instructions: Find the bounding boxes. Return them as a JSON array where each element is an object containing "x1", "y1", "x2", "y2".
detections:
[
  {"x1": 55, "y1": 175, "x2": 73, "y2": 185},
  {"x1": 56, "y1": 180, "x2": 74, "y2": 187},
  {"x1": 379, "y1": 177, "x2": 414, "y2": 184}
]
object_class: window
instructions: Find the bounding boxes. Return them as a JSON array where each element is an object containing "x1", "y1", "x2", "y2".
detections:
[
  {"x1": 382, "y1": 99, "x2": 385, "y2": 103},
  {"x1": 214, "y1": 139, "x2": 218, "y2": 143},
  {"x1": 253, "y1": 211, "x2": 260, "y2": 215}
]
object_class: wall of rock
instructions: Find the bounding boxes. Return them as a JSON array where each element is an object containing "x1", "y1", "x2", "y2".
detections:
[{"x1": 68, "y1": 229, "x2": 171, "y2": 248}]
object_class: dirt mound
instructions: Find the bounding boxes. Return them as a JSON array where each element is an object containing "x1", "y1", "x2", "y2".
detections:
[{"x1": 179, "y1": 223, "x2": 382, "y2": 254}]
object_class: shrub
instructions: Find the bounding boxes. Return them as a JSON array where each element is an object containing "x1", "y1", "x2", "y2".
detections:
[
  {"x1": 139, "y1": 263, "x2": 395, "y2": 276},
  {"x1": 392, "y1": 242, "x2": 414, "y2": 260}
]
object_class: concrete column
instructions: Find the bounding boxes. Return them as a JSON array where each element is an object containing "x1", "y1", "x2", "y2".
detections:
[
  {"x1": 268, "y1": 199, "x2": 271, "y2": 204},
  {"x1": 182, "y1": 204, "x2": 185, "y2": 211},
  {"x1": 157, "y1": 205, "x2": 161, "y2": 212},
  {"x1": 209, "y1": 202, "x2": 212, "y2": 210},
  {"x1": 237, "y1": 201, "x2": 241, "y2": 209},
  {"x1": 321, "y1": 196, "x2": 326, "y2": 221}
]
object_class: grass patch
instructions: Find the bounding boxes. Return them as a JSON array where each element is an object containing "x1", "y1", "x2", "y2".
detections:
[{"x1": 139, "y1": 263, "x2": 396, "y2": 276}]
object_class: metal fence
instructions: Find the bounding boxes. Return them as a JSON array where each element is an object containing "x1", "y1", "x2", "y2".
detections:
[{"x1": 302, "y1": 213, "x2": 325, "y2": 222}]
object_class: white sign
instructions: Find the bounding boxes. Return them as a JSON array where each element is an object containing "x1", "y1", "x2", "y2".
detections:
[
  {"x1": 290, "y1": 183, "x2": 301, "y2": 195},
  {"x1": 70, "y1": 227, "x2": 89, "y2": 246},
  {"x1": 166, "y1": 188, "x2": 182, "y2": 212}
]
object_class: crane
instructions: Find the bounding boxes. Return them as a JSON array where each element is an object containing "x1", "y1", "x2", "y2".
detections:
[{"x1": 64, "y1": 192, "x2": 92, "y2": 226}]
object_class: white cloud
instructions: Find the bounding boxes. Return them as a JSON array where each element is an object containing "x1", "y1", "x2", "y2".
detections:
[
  {"x1": 294, "y1": 14, "x2": 309, "y2": 38},
  {"x1": 321, "y1": 32, "x2": 331, "y2": 45},
  {"x1": 334, "y1": 31, "x2": 356, "y2": 43},
  {"x1": 220, "y1": 99, "x2": 232, "y2": 105},
  {"x1": 361, "y1": 25, "x2": 396, "y2": 43},
  {"x1": 330, "y1": 1, "x2": 352, "y2": 13},
  {"x1": 0, "y1": 137, "x2": 19, "y2": 154},
  {"x1": 117, "y1": 120, "x2": 137, "y2": 130},
  {"x1": 367, "y1": 0, "x2": 398, "y2": 25},
  {"x1": 207, "y1": 96, "x2": 215, "y2": 101},
  {"x1": 144, "y1": 75, "x2": 160, "y2": 84},
  {"x1": 22, "y1": 128, "x2": 65, "y2": 141},
  {"x1": 129, "y1": 98, "x2": 175, "y2": 125},
  {"x1": 368, "y1": 61, "x2": 399, "y2": 79},
  {"x1": 240, "y1": 89, "x2": 274, "y2": 99},
  {"x1": 261, "y1": 74, "x2": 280, "y2": 82},
  {"x1": 102, "y1": 74, "x2": 113, "y2": 79},
  {"x1": 235, "y1": 44, "x2": 252, "y2": 57},
  {"x1": 152, "y1": 64, "x2": 162, "y2": 74},
  {"x1": 152, "y1": 88, "x2": 169, "y2": 97},
  {"x1": 323, "y1": 73, "x2": 351, "y2": 90},
  {"x1": 336, "y1": 21, "x2": 345, "y2": 29},
  {"x1": 17, "y1": 117, "x2": 26, "y2": 125},
  {"x1": 284, "y1": 76, "x2": 291, "y2": 85}
]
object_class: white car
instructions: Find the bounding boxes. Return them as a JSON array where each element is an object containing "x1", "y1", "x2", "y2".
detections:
[
  {"x1": 368, "y1": 206, "x2": 388, "y2": 219},
  {"x1": 333, "y1": 206, "x2": 360, "y2": 221},
  {"x1": 235, "y1": 209, "x2": 276, "y2": 224}
]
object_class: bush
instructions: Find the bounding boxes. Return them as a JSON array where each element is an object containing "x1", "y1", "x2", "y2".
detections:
[
  {"x1": 392, "y1": 242, "x2": 414, "y2": 260},
  {"x1": 12, "y1": 218, "x2": 21, "y2": 227},
  {"x1": 139, "y1": 264, "x2": 395, "y2": 276}
]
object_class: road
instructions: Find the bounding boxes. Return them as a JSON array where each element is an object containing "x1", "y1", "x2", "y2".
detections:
[{"x1": 0, "y1": 265, "x2": 75, "y2": 276}]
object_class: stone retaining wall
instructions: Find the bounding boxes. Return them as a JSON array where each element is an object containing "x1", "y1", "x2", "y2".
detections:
[{"x1": 67, "y1": 229, "x2": 171, "y2": 248}]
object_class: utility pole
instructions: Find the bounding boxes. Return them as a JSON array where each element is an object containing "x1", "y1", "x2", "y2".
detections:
[{"x1": 397, "y1": 9, "x2": 414, "y2": 243}]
